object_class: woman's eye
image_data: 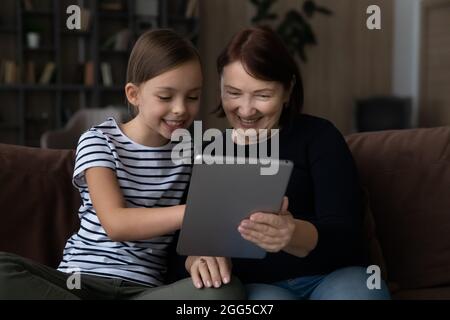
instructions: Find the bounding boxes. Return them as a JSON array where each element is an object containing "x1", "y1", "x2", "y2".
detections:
[
  {"x1": 187, "y1": 96, "x2": 199, "y2": 101},
  {"x1": 158, "y1": 96, "x2": 171, "y2": 101},
  {"x1": 228, "y1": 91, "x2": 240, "y2": 96},
  {"x1": 258, "y1": 95, "x2": 270, "y2": 99}
]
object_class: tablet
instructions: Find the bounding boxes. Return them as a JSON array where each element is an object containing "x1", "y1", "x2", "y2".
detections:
[{"x1": 176, "y1": 155, "x2": 293, "y2": 259}]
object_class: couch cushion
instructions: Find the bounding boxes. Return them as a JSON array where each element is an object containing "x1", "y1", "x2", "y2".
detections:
[
  {"x1": 0, "y1": 144, "x2": 80, "y2": 268},
  {"x1": 346, "y1": 127, "x2": 450, "y2": 292}
]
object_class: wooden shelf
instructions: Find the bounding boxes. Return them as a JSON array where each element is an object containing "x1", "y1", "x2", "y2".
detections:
[
  {"x1": 61, "y1": 30, "x2": 91, "y2": 36},
  {"x1": 0, "y1": 124, "x2": 20, "y2": 131},
  {"x1": 100, "y1": 49, "x2": 129, "y2": 55},
  {"x1": 23, "y1": 10, "x2": 53, "y2": 16},
  {"x1": 24, "y1": 46, "x2": 55, "y2": 53},
  {"x1": 0, "y1": 85, "x2": 21, "y2": 91},
  {"x1": 99, "y1": 11, "x2": 130, "y2": 19},
  {"x1": 59, "y1": 84, "x2": 95, "y2": 91},
  {"x1": 21, "y1": 84, "x2": 58, "y2": 90},
  {"x1": 0, "y1": 0, "x2": 200, "y2": 146},
  {"x1": 0, "y1": 84, "x2": 91, "y2": 91},
  {"x1": 99, "y1": 85, "x2": 124, "y2": 91},
  {"x1": 0, "y1": 26, "x2": 17, "y2": 33}
]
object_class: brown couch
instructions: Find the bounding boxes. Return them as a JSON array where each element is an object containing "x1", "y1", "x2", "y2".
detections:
[{"x1": 1, "y1": 126, "x2": 449, "y2": 299}]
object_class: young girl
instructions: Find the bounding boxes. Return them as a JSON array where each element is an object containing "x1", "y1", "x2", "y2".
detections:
[{"x1": 0, "y1": 29, "x2": 244, "y2": 300}]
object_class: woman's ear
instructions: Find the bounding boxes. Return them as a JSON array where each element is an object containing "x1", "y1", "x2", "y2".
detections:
[{"x1": 125, "y1": 83, "x2": 140, "y2": 107}]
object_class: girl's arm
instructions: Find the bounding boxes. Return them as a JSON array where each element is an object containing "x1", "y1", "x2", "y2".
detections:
[{"x1": 86, "y1": 166, "x2": 185, "y2": 242}]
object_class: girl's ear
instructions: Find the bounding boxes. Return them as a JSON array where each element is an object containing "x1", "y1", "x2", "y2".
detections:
[{"x1": 125, "y1": 83, "x2": 140, "y2": 107}]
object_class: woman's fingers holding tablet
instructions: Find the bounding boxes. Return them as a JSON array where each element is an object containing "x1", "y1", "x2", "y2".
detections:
[{"x1": 239, "y1": 208, "x2": 296, "y2": 252}]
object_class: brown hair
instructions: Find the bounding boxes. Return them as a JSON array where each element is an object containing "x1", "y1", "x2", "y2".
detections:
[
  {"x1": 216, "y1": 26, "x2": 304, "y2": 126},
  {"x1": 126, "y1": 29, "x2": 201, "y2": 113}
]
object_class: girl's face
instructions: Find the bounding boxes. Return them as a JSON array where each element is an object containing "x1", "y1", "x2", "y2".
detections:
[
  {"x1": 126, "y1": 59, "x2": 202, "y2": 145},
  {"x1": 221, "y1": 60, "x2": 290, "y2": 131}
]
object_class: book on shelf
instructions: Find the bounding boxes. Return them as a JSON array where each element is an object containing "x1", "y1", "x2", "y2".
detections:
[
  {"x1": 80, "y1": 8, "x2": 91, "y2": 31},
  {"x1": 39, "y1": 62, "x2": 56, "y2": 84},
  {"x1": 102, "y1": 29, "x2": 131, "y2": 51},
  {"x1": 185, "y1": 0, "x2": 199, "y2": 18},
  {"x1": 135, "y1": 0, "x2": 158, "y2": 16},
  {"x1": 23, "y1": 0, "x2": 33, "y2": 11},
  {"x1": 1, "y1": 60, "x2": 18, "y2": 84},
  {"x1": 168, "y1": 0, "x2": 188, "y2": 16},
  {"x1": 100, "y1": 0, "x2": 125, "y2": 11},
  {"x1": 115, "y1": 29, "x2": 131, "y2": 51},
  {"x1": 100, "y1": 62, "x2": 113, "y2": 86},
  {"x1": 84, "y1": 61, "x2": 94, "y2": 86},
  {"x1": 26, "y1": 61, "x2": 36, "y2": 84}
]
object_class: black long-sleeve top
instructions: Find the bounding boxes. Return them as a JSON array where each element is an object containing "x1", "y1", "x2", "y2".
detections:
[
  {"x1": 229, "y1": 114, "x2": 366, "y2": 283},
  {"x1": 168, "y1": 114, "x2": 366, "y2": 284}
]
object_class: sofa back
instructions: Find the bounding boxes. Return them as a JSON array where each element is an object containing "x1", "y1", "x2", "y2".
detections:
[
  {"x1": 0, "y1": 144, "x2": 80, "y2": 268},
  {"x1": 346, "y1": 126, "x2": 450, "y2": 293},
  {"x1": 0, "y1": 126, "x2": 449, "y2": 294}
]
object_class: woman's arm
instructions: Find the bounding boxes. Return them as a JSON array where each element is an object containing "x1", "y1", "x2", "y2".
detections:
[
  {"x1": 282, "y1": 217, "x2": 318, "y2": 257},
  {"x1": 238, "y1": 121, "x2": 362, "y2": 261},
  {"x1": 86, "y1": 166, "x2": 185, "y2": 242}
]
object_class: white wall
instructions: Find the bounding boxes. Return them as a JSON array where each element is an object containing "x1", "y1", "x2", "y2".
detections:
[{"x1": 392, "y1": 0, "x2": 421, "y2": 127}]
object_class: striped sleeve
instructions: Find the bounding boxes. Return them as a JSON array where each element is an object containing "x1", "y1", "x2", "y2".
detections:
[{"x1": 73, "y1": 129, "x2": 116, "y2": 188}]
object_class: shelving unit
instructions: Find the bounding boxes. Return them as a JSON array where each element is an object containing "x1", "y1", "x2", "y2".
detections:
[{"x1": 0, "y1": 0, "x2": 200, "y2": 146}]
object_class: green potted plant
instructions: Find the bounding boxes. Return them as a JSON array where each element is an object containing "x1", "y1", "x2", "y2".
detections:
[{"x1": 250, "y1": 0, "x2": 332, "y2": 62}]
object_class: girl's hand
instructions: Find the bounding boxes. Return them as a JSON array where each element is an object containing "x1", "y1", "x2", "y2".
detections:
[
  {"x1": 186, "y1": 256, "x2": 232, "y2": 289},
  {"x1": 238, "y1": 197, "x2": 295, "y2": 252}
]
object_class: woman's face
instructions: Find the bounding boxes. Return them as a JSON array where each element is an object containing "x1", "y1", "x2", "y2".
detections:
[{"x1": 221, "y1": 60, "x2": 289, "y2": 131}]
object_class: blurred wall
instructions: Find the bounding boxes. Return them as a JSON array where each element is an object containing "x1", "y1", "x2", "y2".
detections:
[
  {"x1": 419, "y1": 0, "x2": 450, "y2": 127},
  {"x1": 198, "y1": 0, "x2": 394, "y2": 135},
  {"x1": 392, "y1": 0, "x2": 421, "y2": 127}
]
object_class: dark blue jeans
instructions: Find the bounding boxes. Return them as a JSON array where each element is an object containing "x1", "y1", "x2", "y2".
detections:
[{"x1": 245, "y1": 266, "x2": 391, "y2": 300}]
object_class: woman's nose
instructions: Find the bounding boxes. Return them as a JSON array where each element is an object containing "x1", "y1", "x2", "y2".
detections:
[{"x1": 237, "y1": 104, "x2": 257, "y2": 118}]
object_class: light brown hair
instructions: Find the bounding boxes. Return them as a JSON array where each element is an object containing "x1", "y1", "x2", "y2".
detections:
[{"x1": 126, "y1": 29, "x2": 201, "y2": 113}]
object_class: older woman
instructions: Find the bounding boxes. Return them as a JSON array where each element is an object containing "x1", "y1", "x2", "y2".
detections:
[{"x1": 184, "y1": 26, "x2": 390, "y2": 300}]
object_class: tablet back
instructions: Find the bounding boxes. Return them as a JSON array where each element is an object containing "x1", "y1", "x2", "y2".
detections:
[{"x1": 177, "y1": 156, "x2": 293, "y2": 259}]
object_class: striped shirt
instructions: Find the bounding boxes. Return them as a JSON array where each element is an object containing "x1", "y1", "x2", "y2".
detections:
[{"x1": 58, "y1": 118, "x2": 192, "y2": 287}]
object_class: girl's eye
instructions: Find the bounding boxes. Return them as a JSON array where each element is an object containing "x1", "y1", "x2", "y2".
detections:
[
  {"x1": 258, "y1": 95, "x2": 270, "y2": 99},
  {"x1": 187, "y1": 96, "x2": 199, "y2": 101},
  {"x1": 158, "y1": 96, "x2": 171, "y2": 101}
]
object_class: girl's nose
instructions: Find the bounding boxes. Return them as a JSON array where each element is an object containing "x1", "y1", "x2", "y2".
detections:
[{"x1": 172, "y1": 101, "x2": 187, "y2": 116}]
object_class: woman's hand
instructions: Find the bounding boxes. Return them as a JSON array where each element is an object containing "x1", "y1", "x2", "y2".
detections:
[
  {"x1": 238, "y1": 197, "x2": 295, "y2": 252},
  {"x1": 185, "y1": 256, "x2": 232, "y2": 289}
]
